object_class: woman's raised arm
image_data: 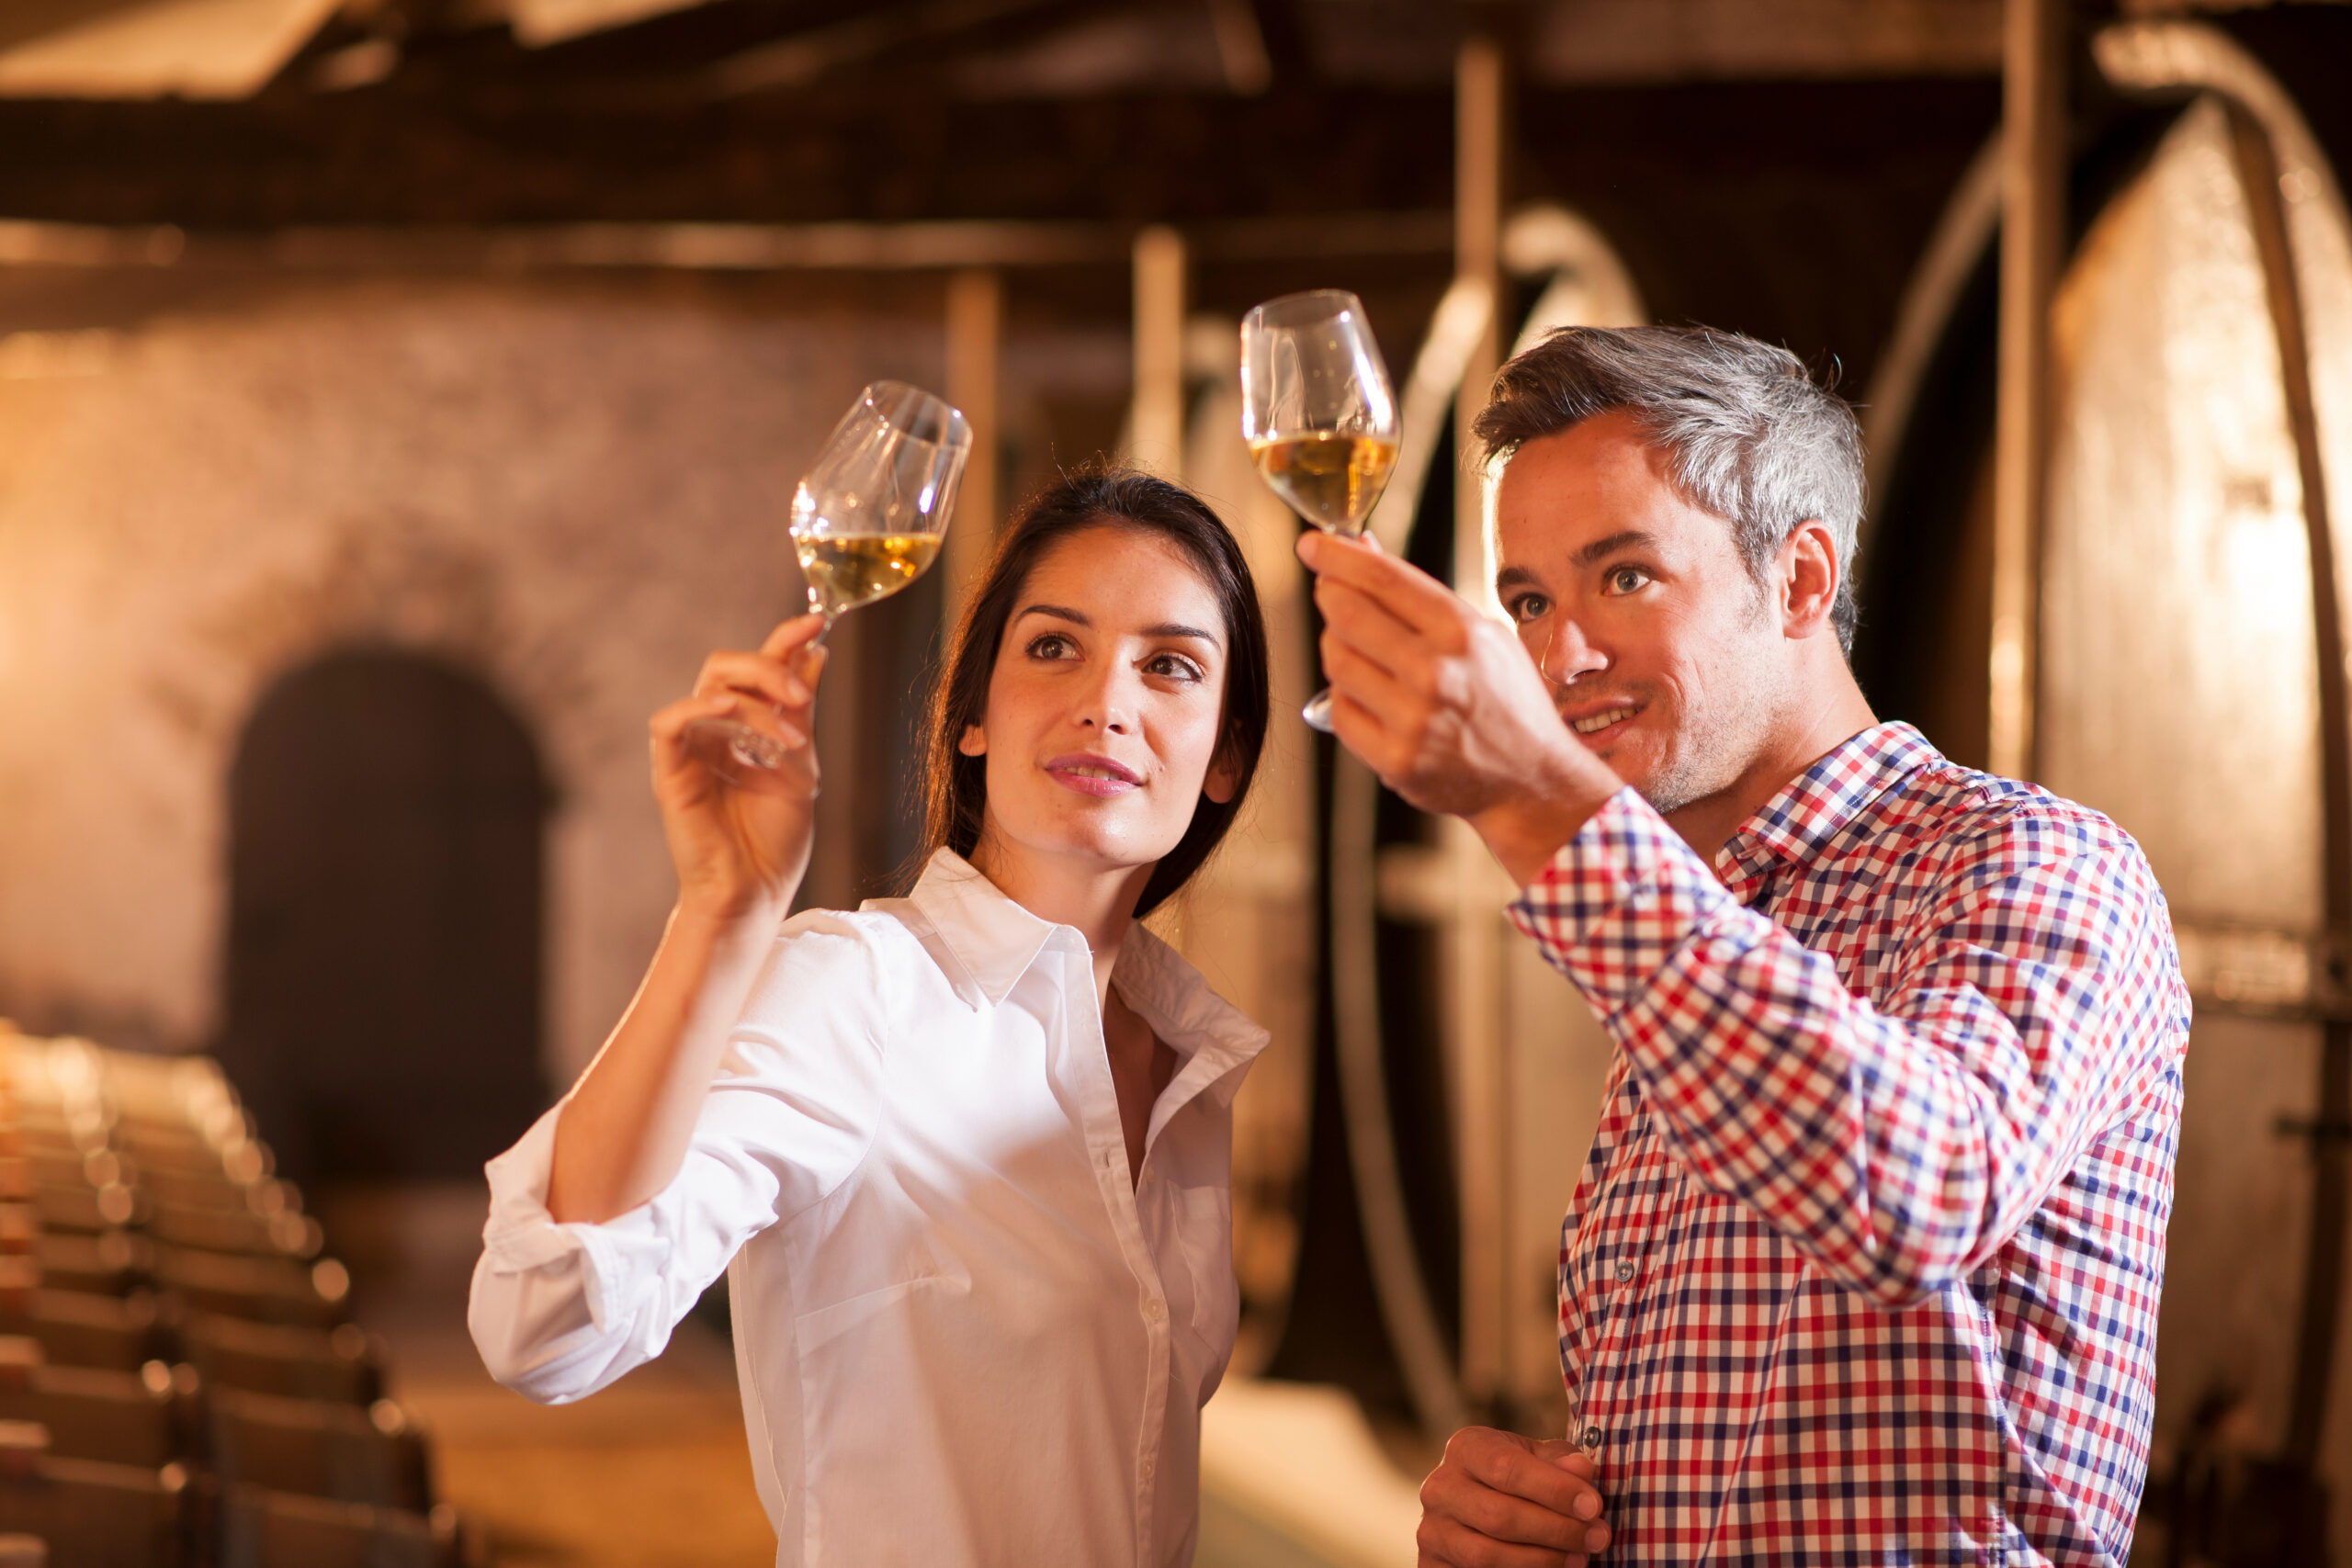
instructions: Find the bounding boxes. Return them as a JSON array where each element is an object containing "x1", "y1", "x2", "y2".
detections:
[{"x1": 547, "y1": 613, "x2": 828, "y2": 1224}]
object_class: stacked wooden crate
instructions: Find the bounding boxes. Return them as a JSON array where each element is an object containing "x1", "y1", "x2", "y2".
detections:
[{"x1": 0, "y1": 1025, "x2": 472, "y2": 1567}]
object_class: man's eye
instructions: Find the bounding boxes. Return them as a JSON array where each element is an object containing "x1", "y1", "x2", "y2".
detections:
[
  {"x1": 1607, "y1": 568, "x2": 1649, "y2": 594},
  {"x1": 1510, "y1": 593, "x2": 1551, "y2": 624}
]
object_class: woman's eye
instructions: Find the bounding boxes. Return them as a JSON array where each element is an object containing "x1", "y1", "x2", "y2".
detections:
[
  {"x1": 1027, "y1": 633, "x2": 1076, "y2": 660},
  {"x1": 1144, "y1": 653, "x2": 1204, "y2": 682},
  {"x1": 1606, "y1": 568, "x2": 1650, "y2": 595}
]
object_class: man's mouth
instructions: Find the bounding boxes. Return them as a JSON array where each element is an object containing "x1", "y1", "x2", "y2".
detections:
[{"x1": 1569, "y1": 705, "x2": 1640, "y2": 737}]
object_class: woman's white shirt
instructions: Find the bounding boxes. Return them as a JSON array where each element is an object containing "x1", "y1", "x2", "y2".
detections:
[{"x1": 468, "y1": 850, "x2": 1270, "y2": 1568}]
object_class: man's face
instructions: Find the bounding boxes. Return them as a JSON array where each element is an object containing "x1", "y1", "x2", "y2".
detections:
[{"x1": 1492, "y1": 410, "x2": 1792, "y2": 815}]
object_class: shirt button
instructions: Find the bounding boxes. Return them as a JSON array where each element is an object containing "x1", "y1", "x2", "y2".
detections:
[
  {"x1": 1615, "y1": 1261, "x2": 1634, "y2": 1282},
  {"x1": 1581, "y1": 1427, "x2": 1603, "y2": 1450},
  {"x1": 1143, "y1": 1297, "x2": 1166, "y2": 1324},
  {"x1": 1138, "y1": 1456, "x2": 1155, "y2": 1483}
]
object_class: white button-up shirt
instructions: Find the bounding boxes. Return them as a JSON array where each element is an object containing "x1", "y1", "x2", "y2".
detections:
[{"x1": 468, "y1": 850, "x2": 1270, "y2": 1568}]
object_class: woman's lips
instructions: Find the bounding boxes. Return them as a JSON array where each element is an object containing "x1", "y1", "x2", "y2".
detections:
[{"x1": 1046, "y1": 753, "x2": 1145, "y2": 797}]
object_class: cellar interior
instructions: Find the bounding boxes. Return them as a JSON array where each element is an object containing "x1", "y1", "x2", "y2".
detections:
[{"x1": 2, "y1": 1, "x2": 2350, "y2": 1563}]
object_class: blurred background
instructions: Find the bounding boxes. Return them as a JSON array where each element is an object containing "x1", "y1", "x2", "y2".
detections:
[{"x1": 0, "y1": 0, "x2": 2348, "y2": 1562}]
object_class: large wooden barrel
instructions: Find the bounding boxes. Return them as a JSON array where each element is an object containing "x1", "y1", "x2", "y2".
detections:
[{"x1": 1862, "y1": 23, "x2": 2352, "y2": 1560}]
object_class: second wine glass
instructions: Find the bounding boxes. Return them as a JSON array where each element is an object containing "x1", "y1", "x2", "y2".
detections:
[
  {"x1": 686, "y1": 379, "x2": 971, "y2": 779},
  {"x1": 1240, "y1": 289, "x2": 1400, "y2": 732}
]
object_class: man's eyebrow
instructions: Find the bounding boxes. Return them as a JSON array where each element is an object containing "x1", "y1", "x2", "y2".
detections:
[
  {"x1": 1015, "y1": 604, "x2": 1222, "y2": 647},
  {"x1": 1496, "y1": 564, "x2": 1543, "y2": 592},
  {"x1": 1570, "y1": 529, "x2": 1664, "y2": 569}
]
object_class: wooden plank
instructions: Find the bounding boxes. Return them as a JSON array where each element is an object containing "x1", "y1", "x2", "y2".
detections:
[
  {"x1": 1987, "y1": 0, "x2": 2063, "y2": 780},
  {"x1": 943, "y1": 266, "x2": 1002, "y2": 624},
  {"x1": 1452, "y1": 28, "x2": 1510, "y2": 1416},
  {"x1": 1128, "y1": 225, "x2": 1186, "y2": 479}
]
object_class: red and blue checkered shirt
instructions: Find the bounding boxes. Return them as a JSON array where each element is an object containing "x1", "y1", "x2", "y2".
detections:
[{"x1": 1508, "y1": 722, "x2": 2189, "y2": 1566}]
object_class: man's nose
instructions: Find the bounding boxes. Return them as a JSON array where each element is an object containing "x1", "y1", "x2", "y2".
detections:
[{"x1": 1544, "y1": 617, "x2": 1609, "y2": 684}]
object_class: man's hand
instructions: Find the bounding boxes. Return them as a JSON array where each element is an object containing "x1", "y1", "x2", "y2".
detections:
[
  {"x1": 1419, "y1": 1427, "x2": 1612, "y2": 1567},
  {"x1": 1299, "y1": 531, "x2": 1621, "y2": 884}
]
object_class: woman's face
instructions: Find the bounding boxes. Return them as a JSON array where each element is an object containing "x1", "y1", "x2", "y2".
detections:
[{"x1": 960, "y1": 523, "x2": 1238, "y2": 883}]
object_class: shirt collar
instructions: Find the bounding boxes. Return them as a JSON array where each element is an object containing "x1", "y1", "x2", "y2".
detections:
[
  {"x1": 1711, "y1": 722, "x2": 1940, "y2": 892},
  {"x1": 1112, "y1": 920, "x2": 1272, "y2": 1118},
  {"x1": 879, "y1": 850, "x2": 1271, "y2": 1129},
  {"x1": 898, "y1": 848, "x2": 1066, "y2": 1008}
]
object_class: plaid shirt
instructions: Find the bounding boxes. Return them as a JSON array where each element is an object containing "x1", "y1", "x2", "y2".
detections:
[{"x1": 1509, "y1": 723, "x2": 2188, "y2": 1567}]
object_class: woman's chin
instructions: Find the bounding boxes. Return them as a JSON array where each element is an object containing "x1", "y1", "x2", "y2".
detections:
[{"x1": 993, "y1": 818, "x2": 1177, "y2": 878}]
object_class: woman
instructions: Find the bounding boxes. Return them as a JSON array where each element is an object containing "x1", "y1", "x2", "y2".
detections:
[{"x1": 469, "y1": 466, "x2": 1274, "y2": 1568}]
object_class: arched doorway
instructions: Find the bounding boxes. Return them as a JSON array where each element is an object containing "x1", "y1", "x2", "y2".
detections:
[{"x1": 221, "y1": 649, "x2": 552, "y2": 1186}]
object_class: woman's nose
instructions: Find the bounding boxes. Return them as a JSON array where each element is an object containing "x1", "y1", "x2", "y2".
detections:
[
  {"x1": 1076, "y1": 668, "x2": 1136, "y2": 733},
  {"x1": 1544, "y1": 617, "x2": 1609, "y2": 685}
]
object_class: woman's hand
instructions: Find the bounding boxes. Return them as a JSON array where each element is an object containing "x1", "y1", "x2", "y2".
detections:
[{"x1": 650, "y1": 614, "x2": 829, "y2": 923}]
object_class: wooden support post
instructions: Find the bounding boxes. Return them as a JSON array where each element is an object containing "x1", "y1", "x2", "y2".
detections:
[
  {"x1": 1130, "y1": 226, "x2": 1188, "y2": 479},
  {"x1": 1452, "y1": 29, "x2": 1510, "y2": 1416},
  {"x1": 943, "y1": 267, "x2": 1002, "y2": 626},
  {"x1": 1989, "y1": 0, "x2": 2064, "y2": 780}
]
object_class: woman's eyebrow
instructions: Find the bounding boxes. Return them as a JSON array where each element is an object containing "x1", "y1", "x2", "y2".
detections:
[{"x1": 1015, "y1": 604, "x2": 1220, "y2": 647}]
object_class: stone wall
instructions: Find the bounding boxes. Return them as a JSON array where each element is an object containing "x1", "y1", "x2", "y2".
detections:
[{"x1": 0, "y1": 266, "x2": 963, "y2": 1087}]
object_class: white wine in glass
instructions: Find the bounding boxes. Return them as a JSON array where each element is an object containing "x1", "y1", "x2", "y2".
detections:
[
  {"x1": 795, "y1": 532, "x2": 945, "y2": 618},
  {"x1": 1248, "y1": 431, "x2": 1401, "y2": 532},
  {"x1": 687, "y1": 380, "x2": 971, "y2": 778},
  {"x1": 1240, "y1": 290, "x2": 1401, "y2": 731}
]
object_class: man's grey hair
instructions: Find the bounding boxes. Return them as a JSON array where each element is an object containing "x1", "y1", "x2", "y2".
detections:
[{"x1": 1472, "y1": 325, "x2": 1866, "y2": 651}]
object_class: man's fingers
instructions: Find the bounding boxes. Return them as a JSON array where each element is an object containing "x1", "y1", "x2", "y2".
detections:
[
  {"x1": 1321, "y1": 682, "x2": 1399, "y2": 779},
  {"x1": 1458, "y1": 1434, "x2": 1608, "y2": 1523},
  {"x1": 1312, "y1": 568, "x2": 1427, "y2": 658},
  {"x1": 1320, "y1": 626, "x2": 1417, "y2": 718},
  {"x1": 1550, "y1": 1451, "x2": 1600, "y2": 1488},
  {"x1": 1298, "y1": 530, "x2": 1470, "y2": 636},
  {"x1": 1416, "y1": 1508, "x2": 1584, "y2": 1568}
]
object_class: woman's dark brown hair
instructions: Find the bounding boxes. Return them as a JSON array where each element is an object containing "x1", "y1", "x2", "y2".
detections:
[{"x1": 918, "y1": 463, "x2": 1272, "y2": 918}]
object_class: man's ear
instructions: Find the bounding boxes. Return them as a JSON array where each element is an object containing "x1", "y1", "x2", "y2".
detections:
[
  {"x1": 1780, "y1": 520, "x2": 1841, "y2": 638},
  {"x1": 958, "y1": 723, "x2": 988, "y2": 758}
]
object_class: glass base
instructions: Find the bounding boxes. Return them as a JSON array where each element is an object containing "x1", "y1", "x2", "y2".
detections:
[
  {"x1": 681, "y1": 716, "x2": 817, "y2": 793},
  {"x1": 1302, "y1": 686, "x2": 1337, "y2": 734}
]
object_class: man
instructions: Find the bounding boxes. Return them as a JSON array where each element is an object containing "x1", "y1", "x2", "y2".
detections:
[{"x1": 1298, "y1": 326, "x2": 2188, "y2": 1567}]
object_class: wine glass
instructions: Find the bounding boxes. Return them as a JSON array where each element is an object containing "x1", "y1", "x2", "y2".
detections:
[
  {"x1": 686, "y1": 380, "x2": 971, "y2": 777},
  {"x1": 1240, "y1": 290, "x2": 1401, "y2": 732}
]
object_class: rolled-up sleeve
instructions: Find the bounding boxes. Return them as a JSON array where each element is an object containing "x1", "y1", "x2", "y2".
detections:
[{"x1": 468, "y1": 912, "x2": 893, "y2": 1403}]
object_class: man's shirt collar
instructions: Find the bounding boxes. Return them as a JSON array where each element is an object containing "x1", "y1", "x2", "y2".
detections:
[{"x1": 1710, "y1": 722, "x2": 1940, "y2": 895}]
